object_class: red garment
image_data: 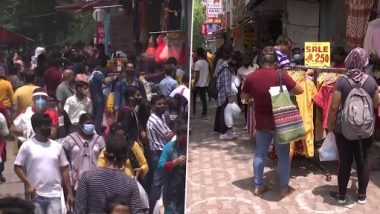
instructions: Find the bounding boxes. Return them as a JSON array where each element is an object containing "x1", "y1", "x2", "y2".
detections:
[
  {"x1": 313, "y1": 83, "x2": 334, "y2": 129},
  {"x1": 44, "y1": 66, "x2": 62, "y2": 97},
  {"x1": 155, "y1": 35, "x2": 165, "y2": 63},
  {"x1": 345, "y1": 0, "x2": 374, "y2": 48},
  {"x1": 241, "y1": 68, "x2": 297, "y2": 131},
  {"x1": 32, "y1": 108, "x2": 59, "y2": 126}
]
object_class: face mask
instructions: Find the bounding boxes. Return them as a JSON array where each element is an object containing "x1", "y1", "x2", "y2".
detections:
[
  {"x1": 293, "y1": 54, "x2": 302, "y2": 61},
  {"x1": 35, "y1": 98, "x2": 47, "y2": 110},
  {"x1": 169, "y1": 114, "x2": 178, "y2": 121},
  {"x1": 131, "y1": 97, "x2": 142, "y2": 105},
  {"x1": 82, "y1": 124, "x2": 95, "y2": 135},
  {"x1": 40, "y1": 127, "x2": 51, "y2": 138},
  {"x1": 155, "y1": 106, "x2": 166, "y2": 115}
]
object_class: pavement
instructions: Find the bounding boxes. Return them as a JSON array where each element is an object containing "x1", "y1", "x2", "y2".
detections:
[
  {"x1": 186, "y1": 100, "x2": 380, "y2": 214},
  {"x1": 0, "y1": 140, "x2": 24, "y2": 199}
]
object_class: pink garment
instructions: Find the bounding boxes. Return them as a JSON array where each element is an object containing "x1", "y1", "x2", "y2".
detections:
[
  {"x1": 159, "y1": 37, "x2": 170, "y2": 62},
  {"x1": 314, "y1": 83, "x2": 334, "y2": 129},
  {"x1": 363, "y1": 18, "x2": 380, "y2": 58},
  {"x1": 345, "y1": 0, "x2": 374, "y2": 48},
  {"x1": 155, "y1": 35, "x2": 165, "y2": 63},
  {"x1": 145, "y1": 36, "x2": 156, "y2": 59},
  {"x1": 76, "y1": 74, "x2": 89, "y2": 83}
]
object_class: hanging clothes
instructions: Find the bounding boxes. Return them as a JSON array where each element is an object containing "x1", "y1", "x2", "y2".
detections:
[
  {"x1": 145, "y1": 36, "x2": 157, "y2": 59},
  {"x1": 314, "y1": 72, "x2": 341, "y2": 141},
  {"x1": 155, "y1": 35, "x2": 165, "y2": 63},
  {"x1": 314, "y1": 73, "x2": 340, "y2": 130},
  {"x1": 345, "y1": 0, "x2": 374, "y2": 48},
  {"x1": 288, "y1": 71, "x2": 318, "y2": 158},
  {"x1": 364, "y1": 18, "x2": 380, "y2": 59},
  {"x1": 160, "y1": 36, "x2": 170, "y2": 62}
]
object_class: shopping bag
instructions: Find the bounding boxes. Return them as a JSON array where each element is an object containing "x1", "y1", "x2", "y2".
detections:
[
  {"x1": 135, "y1": 178, "x2": 149, "y2": 210},
  {"x1": 318, "y1": 132, "x2": 338, "y2": 161},
  {"x1": 271, "y1": 70, "x2": 305, "y2": 144},
  {"x1": 224, "y1": 102, "x2": 241, "y2": 128}
]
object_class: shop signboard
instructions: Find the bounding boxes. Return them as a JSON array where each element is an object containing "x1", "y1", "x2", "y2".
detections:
[
  {"x1": 202, "y1": 24, "x2": 208, "y2": 35},
  {"x1": 304, "y1": 42, "x2": 330, "y2": 67},
  {"x1": 206, "y1": 0, "x2": 223, "y2": 19},
  {"x1": 206, "y1": 23, "x2": 221, "y2": 35}
]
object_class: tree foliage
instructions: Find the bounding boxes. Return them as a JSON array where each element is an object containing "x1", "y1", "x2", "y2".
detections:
[
  {"x1": 192, "y1": 0, "x2": 206, "y2": 50},
  {"x1": 0, "y1": 0, "x2": 93, "y2": 45}
]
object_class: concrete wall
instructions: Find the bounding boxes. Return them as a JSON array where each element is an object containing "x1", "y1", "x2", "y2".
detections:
[
  {"x1": 109, "y1": 11, "x2": 135, "y2": 53},
  {"x1": 286, "y1": 0, "x2": 320, "y2": 50}
]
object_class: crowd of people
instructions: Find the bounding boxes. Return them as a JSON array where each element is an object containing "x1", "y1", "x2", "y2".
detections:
[
  {"x1": 192, "y1": 35, "x2": 380, "y2": 204},
  {"x1": 0, "y1": 43, "x2": 189, "y2": 214}
]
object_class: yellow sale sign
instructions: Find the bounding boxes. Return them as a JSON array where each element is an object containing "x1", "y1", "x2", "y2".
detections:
[{"x1": 304, "y1": 42, "x2": 331, "y2": 67}]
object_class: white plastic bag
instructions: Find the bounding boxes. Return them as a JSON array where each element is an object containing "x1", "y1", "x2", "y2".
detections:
[
  {"x1": 224, "y1": 102, "x2": 241, "y2": 128},
  {"x1": 318, "y1": 132, "x2": 338, "y2": 161},
  {"x1": 135, "y1": 178, "x2": 149, "y2": 210},
  {"x1": 231, "y1": 75, "x2": 241, "y2": 95}
]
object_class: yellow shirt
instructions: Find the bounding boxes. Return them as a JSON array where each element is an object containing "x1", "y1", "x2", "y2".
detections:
[
  {"x1": 106, "y1": 92, "x2": 115, "y2": 114},
  {"x1": 13, "y1": 84, "x2": 39, "y2": 113},
  {"x1": 0, "y1": 79, "x2": 14, "y2": 108},
  {"x1": 97, "y1": 142, "x2": 149, "y2": 177}
]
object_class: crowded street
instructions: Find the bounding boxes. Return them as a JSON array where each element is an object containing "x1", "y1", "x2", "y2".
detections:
[{"x1": 186, "y1": 102, "x2": 380, "y2": 213}]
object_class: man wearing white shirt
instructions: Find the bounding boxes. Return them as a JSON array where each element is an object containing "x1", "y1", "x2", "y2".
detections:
[
  {"x1": 170, "y1": 74, "x2": 190, "y2": 104},
  {"x1": 14, "y1": 113, "x2": 74, "y2": 213},
  {"x1": 64, "y1": 81, "x2": 92, "y2": 127},
  {"x1": 237, "y1": 53, "x2": 258, "y2": 129},
  {"x1": 193, "y1": 47, "x2": 209, "y2": 118}
]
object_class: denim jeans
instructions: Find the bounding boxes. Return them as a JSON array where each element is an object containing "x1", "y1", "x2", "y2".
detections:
[
  {"x1": 92, "y1": 99, "x2": 105, "y2": 135},
  {"x1": 33, "y1": 196, "x2": 61, "y2": 214},
  {"x1": 253, "y1": 130, "x2": 290, "y2": 190},
  {"x1": 149, "y1": 151, "x2": 164, "y2": 213}
]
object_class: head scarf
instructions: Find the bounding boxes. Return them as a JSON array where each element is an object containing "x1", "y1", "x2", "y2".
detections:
[{"x1": 344, "y1": 48, "x2": 369, "y2": 82}]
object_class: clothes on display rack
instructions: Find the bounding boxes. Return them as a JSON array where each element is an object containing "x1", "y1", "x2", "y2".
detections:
[
  {"x1": 314, "y1": 72, "x2": 341, "y2": 141},
  {"x1": 288, "y1": 70, "x2": 318, "y2": 158},
  {"x1": 145, "y1": 36, "x2": 157, "y2": 59},
  {"x1": 345, "y1": 0, "x2": 374, "y2": 48},
  {"x1": 155, "y1": 35, "x2": 165, "y2": 63},
  {"x1": 364, "y1": 18, "x2": 380, "y2": 58}
]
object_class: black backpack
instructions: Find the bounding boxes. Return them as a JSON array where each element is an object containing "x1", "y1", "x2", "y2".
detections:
[{"x1": 207, "y1": 67, "x2": 225, "y2": 99}]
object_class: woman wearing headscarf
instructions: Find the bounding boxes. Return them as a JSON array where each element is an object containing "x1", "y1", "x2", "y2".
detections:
[{"x1": 327, "y1": 48, "x2": 380, "y2": 204}]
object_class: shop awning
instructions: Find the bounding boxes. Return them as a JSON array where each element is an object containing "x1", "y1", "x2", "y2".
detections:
[
  {"x1": 0, "y1": 27, "x2": 34, "y2": 45},
  {"x1": 246, "y1": 0, "x2": 265, "y2": 10},
  {"x1": 55, "y1": 0, "x2": 120, "y2": 12},
  {"x1": 246, "y1": 0, "x2": 284, "y2": 12}
]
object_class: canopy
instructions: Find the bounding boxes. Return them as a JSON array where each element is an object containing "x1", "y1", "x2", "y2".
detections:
[
  {"x1": 0, "y1": 27, "x2": 34, "y2": 45},
  {"x1": 55, "y1": 0, "x2": 120, "y2": 12}
]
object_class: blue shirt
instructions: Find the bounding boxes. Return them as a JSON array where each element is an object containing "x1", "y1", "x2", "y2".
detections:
[
  {"x1": 89, "y1": 71, "x2": 109, "y2": 103},
  {"x1": 113, "y1": 77, "x2": 147, "y2": 110},
  {"x1": 159, "y1": 76, "x2": 178, "y2": 96}
]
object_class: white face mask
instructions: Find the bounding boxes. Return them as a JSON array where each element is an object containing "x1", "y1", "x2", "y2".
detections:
[{"x1": 169, "y1": 114, "x2": 178, "y2": 121}]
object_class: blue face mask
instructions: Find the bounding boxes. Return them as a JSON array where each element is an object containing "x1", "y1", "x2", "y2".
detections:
[
  {"x1": 35, "y1": 98, "x2": 47, "y2": 110},
  {"x1": 82, "y1": 124, "x2": 95, "y2": 135}
]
